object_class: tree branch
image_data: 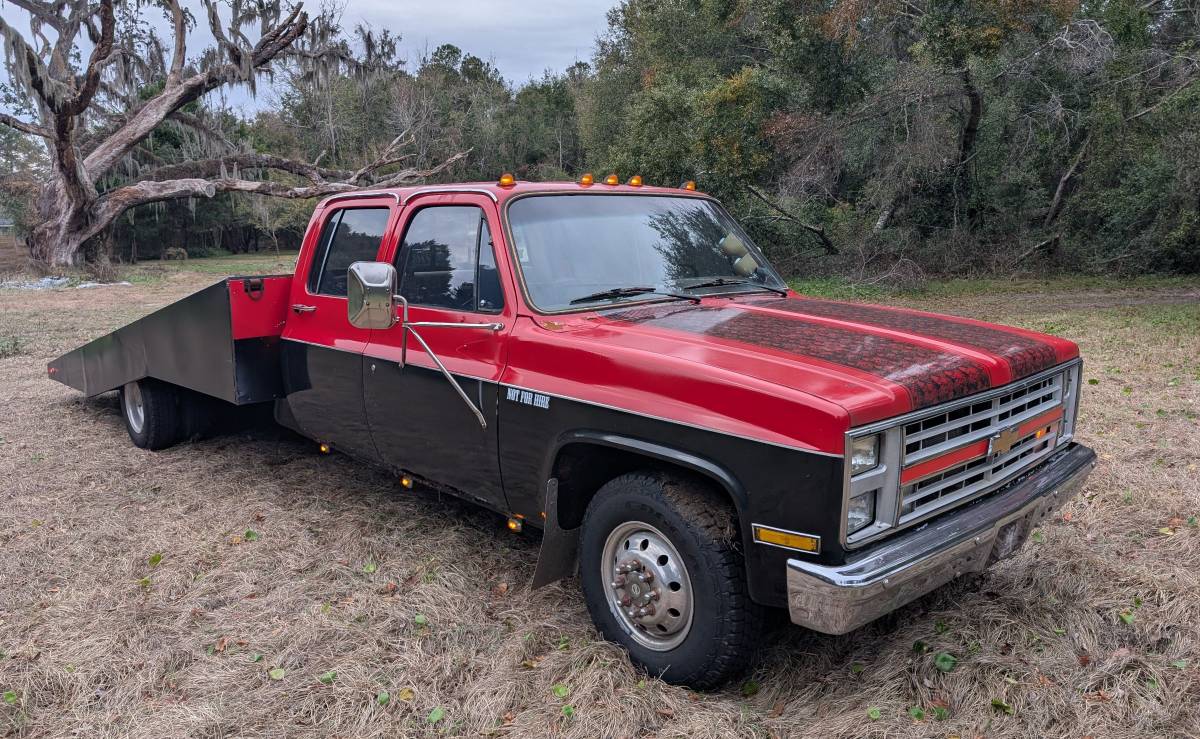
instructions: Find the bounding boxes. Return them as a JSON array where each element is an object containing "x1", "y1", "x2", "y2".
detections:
[
  {"x1": 89, "y1": 152, "x2": 469, "y2": 238},
  {"x1": 165, "y1": 0, "x2": 187, "y2": 86},
  {"x1": 0, "y1": 112, "x2": 52, "y2": 138},
  {"x1": 82, "y1": 7, "x2": 309, "y2": 181},
  {"x1": 745, "y1": 186, "x2": 838, "y2": 255}
]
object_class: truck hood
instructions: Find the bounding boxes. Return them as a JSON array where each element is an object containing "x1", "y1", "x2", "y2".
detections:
[{"x1": 593, "y1": 294, "x2": 1078, "y2": 426}]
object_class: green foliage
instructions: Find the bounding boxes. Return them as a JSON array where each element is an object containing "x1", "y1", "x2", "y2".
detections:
[{"x1": 21, "y1": 0, "x2": 1193, "y2": 279}]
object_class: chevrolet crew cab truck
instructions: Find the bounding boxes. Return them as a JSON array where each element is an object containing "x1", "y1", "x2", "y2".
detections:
[{"x1": 49, "y1": 178, "x2": 1096, "y2": 688}]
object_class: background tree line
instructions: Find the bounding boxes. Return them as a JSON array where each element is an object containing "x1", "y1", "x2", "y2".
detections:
[{"x1": 3, "y1": 0, "x2": 1197, "y2": 280}]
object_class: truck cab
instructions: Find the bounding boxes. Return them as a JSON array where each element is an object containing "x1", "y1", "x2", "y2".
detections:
[{"x1": 49, "y1": 178, "x2": 1096, "y2": 689}]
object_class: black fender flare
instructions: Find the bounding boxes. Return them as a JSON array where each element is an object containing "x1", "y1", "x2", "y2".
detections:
[{"x1": 531, "y1": 430, "x2": 749, "y2": 588}]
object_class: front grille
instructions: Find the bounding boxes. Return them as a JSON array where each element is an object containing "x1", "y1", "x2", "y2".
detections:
[{"x1": 897, "y1": 370, "x2": 1066, "y2": 523}]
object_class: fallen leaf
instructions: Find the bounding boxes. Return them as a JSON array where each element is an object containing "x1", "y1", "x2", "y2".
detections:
[
  {"x1": 268, "y1": 667, "x2": 285, "y2": 680},
  {"x1": 492, "y1": 582, "x2": 509, "y2": 597},
  {"x1": 501, "y1": 711, "x2": 515, "y2": 725},
  {"x1": 990, "y1": 698, "x2": 1014, "y2": 715},
  {"x1": 769, "y1": 701, "x2": 785, "y2": 718},
  {"x1": 214, "y1": 637, "x2": 227, "y2": 653},
  {"x1": 318, "y1": 670, "x2": 336, "y2": 685},
  {"x1": 1077, "y1": 653, "x2": 1091, "y2": 667},
  {"x1": 1062, "y1": 511, "x2": 1073, "y2": 522},
  {"x1": 1110, "y1": 648, "x2": 1131, "y2": 660},
  {"x1": 656, "y1": 707, "x2": 676, "y2": 718},
  {"x1": 378, "y1": 582, "x2": 398, "y2": 595},
  {"x1": 1085, "y1": 690, "x2": 1112, "y2": 702},
  {"x1": 398, "y1": 687, "x2": 415, "y2": 701}
]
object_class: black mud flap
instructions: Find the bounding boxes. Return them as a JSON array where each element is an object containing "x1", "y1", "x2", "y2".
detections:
[{"x1": 531, "y1": 478, "x2": 581, "y2": 588}]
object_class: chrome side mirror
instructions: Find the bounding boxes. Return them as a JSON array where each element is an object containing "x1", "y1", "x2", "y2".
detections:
[{"x1": 347, "y1": 262, "x2": 398, "y2": 330}]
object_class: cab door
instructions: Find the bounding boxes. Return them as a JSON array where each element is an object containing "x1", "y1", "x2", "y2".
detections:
[
  {"x1": 363, "y1": 194, "x2": 514, "y2": 509},
  {"x1": 281, "y1": 198, "x2": 398, "y2": 460}
]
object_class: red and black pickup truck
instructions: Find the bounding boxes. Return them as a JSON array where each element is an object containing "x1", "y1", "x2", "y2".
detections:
[{"x1": 49, "y1": 178, "x2": 1095, "y2": 688}]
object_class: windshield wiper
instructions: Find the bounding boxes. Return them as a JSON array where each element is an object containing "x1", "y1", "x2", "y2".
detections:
[
  {"x1": 568, "y1": 286, "x2": 700, "y2": 306},
  {"x1": 683, "y1": 277, "x2": 788, "y2": 297}
]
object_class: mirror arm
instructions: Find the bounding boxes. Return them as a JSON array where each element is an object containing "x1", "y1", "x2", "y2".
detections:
[
  {"x1": 403, "y1": 322, "x2": 489, "y2": 429},
  {"x1": 392, "y1": 294, "x2": 493, "y2": 430}
]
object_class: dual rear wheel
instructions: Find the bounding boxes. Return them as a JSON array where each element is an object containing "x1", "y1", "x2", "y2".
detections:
[{"x1": 119, "y1": 379, "x2": 214, "y2": 450}]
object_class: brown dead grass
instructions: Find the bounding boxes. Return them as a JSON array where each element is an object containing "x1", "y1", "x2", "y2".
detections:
[{"x1": 1, "y1": 270, "x2": 1198, "y2": 738}]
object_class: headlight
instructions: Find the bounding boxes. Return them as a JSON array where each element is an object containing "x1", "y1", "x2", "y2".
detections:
[
  {"x1": 847, "y1": 490, "x2": 877, "y2": 534},
  {"x1": 850, "y1": 434, "x2": 879, "y2": 475}
]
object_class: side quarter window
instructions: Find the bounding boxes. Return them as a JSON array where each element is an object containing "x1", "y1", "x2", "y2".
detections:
[
  {"x1": 398, "y1": 206, "x2": 504, "y2": 313},
  {"x1": 307, "y1": 207, "x2": 391, "y2": 297}
]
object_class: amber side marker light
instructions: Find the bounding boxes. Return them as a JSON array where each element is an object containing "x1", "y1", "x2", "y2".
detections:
[
  {"x1": 752, "y1": 524, "x2": 820, "y2": 554},
  {"x1": 628, "y1": 175, "x2": 643, "y2": 187},
  {"x1": 498, "y1": 173, "x2": 516, "y2": 187},
  {"x1": 579, "y1": 173, "x2": 594, "y2": 186},
  {"x1": 682, "y1": 180, "x2": 697, "y2": 191},
  {"x1": 400, "y1": 475, "x2": 414, "y2": 489},
  {"x1": 604, "y1": 173, "x2": 619, "y2": 185},
  {"x1": 506, "y1": 517, "x2": 523, "y2": 533},
  {"x1": 318, "y1": 442, "x2": 331, "y2": 454}
]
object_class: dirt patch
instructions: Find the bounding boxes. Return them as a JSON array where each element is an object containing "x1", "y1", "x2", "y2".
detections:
[{"x1": 1, "y1": 274, "x2": 1198, "y2": 738}]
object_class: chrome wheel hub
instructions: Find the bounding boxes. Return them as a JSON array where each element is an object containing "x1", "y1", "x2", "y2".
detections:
[
  {"x1": 601, "y1": 521, "x2": 694, "y2": 651},
  {"x1": 123, "y1": 381, "x2": 145, "y2": 434}
]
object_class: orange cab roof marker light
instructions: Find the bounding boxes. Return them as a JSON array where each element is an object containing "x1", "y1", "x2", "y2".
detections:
[
  {"x1": 498, "y1": 173, "x2": 516, "y2": 187},
  {"x1": 604, "y1": 173, "x2": 619, "y2": 186},
  {"x1": 628, "y1": 175, "x2": 643, "y2": 187},
  {"x1": 682, "y1": 180, "x2": 697, "y2": 191},
  {"x1": 579, "y1": 173, "x2": 594, "y2": 186}
]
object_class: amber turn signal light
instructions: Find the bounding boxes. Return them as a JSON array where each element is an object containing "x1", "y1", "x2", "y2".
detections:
[
  {"x1": 752, "y1": 524, "x2": 819, "y2": 553},
  {"x1": 682, "y1": 180, "x2": 697, "y2": 191},
  {"x1": 628, "y1": 175, "x2": 643, "y2": 187},
  {"x1": 506, "y1": 517, "x2": 523, "y2": 533},
  {"x1": 498, "y1": 173, "x2": 516, "y2": 187},
  {"x1": 579, "y1": 173, "x2": 594, "y2": 186},
  {"x1": 604, "y1": 173, "x2": 619, "y2": 186}
]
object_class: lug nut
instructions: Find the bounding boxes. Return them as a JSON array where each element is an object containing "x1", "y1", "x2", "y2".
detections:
[
  {"x1": 644, "y1": 604, "x2": 656, "y2": 616},
  {"x1": 650, "y1": 588, "x2": 660, "y2": 600},
  {"x1": 620, "y1": 595, "x2": 632, "y2": 606},
  {"x1": 612, "y1": 575, "x2": 625, "y2": 586},
  {"x1": 637, "y1": 608, "x2": 647, "y2": 617}
]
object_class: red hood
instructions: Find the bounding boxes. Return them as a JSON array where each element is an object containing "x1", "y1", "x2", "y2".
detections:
[{"x1": 592, "y1": 294, "x2": 1078, "y2": 426}]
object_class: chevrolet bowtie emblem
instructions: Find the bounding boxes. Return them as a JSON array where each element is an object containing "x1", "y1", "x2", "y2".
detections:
[{"x1": 989, "y1": 425, "x2": 1022, "y2": 456}]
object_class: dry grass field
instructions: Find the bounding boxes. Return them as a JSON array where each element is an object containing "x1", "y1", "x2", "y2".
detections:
[{"x1": 1, "y1": 256, "x2": 1198, "y2": 738}]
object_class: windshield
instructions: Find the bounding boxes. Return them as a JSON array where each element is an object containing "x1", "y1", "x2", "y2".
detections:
[{"x1": 506, "y1": 194, "x2": 787, "y2": 311}]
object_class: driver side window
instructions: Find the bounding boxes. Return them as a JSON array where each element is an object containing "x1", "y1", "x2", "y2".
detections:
[{"x1": 396, "y1": 206, "x2": 504, "y2": 313}]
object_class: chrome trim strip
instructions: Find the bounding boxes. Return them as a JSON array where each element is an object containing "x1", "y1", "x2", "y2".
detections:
[
  {"x1": 401, "y1": 187, "x2": 499, "y2": 204},
  {"x1": 501, "y1": 382, "x2": 841, "y2": 457},
  {"x1": 321, "y1": 190, "x2": 402, "y2": 206},
  {"x1": 278, "y1": 338, "x2": 840, "y2": 457}
]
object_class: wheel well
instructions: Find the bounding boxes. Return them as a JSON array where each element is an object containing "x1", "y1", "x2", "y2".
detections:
[{"x1": 550, "y1": 442, "x2": 741, "y2": 531}]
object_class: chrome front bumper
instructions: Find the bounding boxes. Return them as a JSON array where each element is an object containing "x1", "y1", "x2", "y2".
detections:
[{"x1": 787, "y1": 442, "x2": 1096, "y2": 635}]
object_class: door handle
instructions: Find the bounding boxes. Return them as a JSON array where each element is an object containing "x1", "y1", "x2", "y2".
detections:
[{"x1": 291, "y1": 304, "x2": 317, "y2": 314}]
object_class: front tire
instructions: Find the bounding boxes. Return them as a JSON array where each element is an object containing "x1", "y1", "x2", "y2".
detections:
[
  {"x1": 579, "y1": 471, "x2": 765, "y2": 689},
  {"x1": 119, "y1": 379, "x2": 181, "y2": 450}
]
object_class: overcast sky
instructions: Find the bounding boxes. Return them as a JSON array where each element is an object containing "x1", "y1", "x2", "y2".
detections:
[{"x1": 1, "y1": 0, "x2": 616, "y2": 115}]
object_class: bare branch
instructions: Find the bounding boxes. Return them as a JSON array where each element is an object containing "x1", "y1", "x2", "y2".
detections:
[
  {"x1": 165, "y1": 0, "x2": 187, "y2": 86},
  {"x1": 0, "y1": 112, "x2": 52, "y2": 138},
  {"x1": 745, "y1": 186, "x2": 838, "y2": 255}
]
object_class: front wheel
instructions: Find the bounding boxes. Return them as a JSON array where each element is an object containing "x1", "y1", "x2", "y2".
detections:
[{"x1": 578, "y1": 471, "x2": 765, "y2": 689}]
